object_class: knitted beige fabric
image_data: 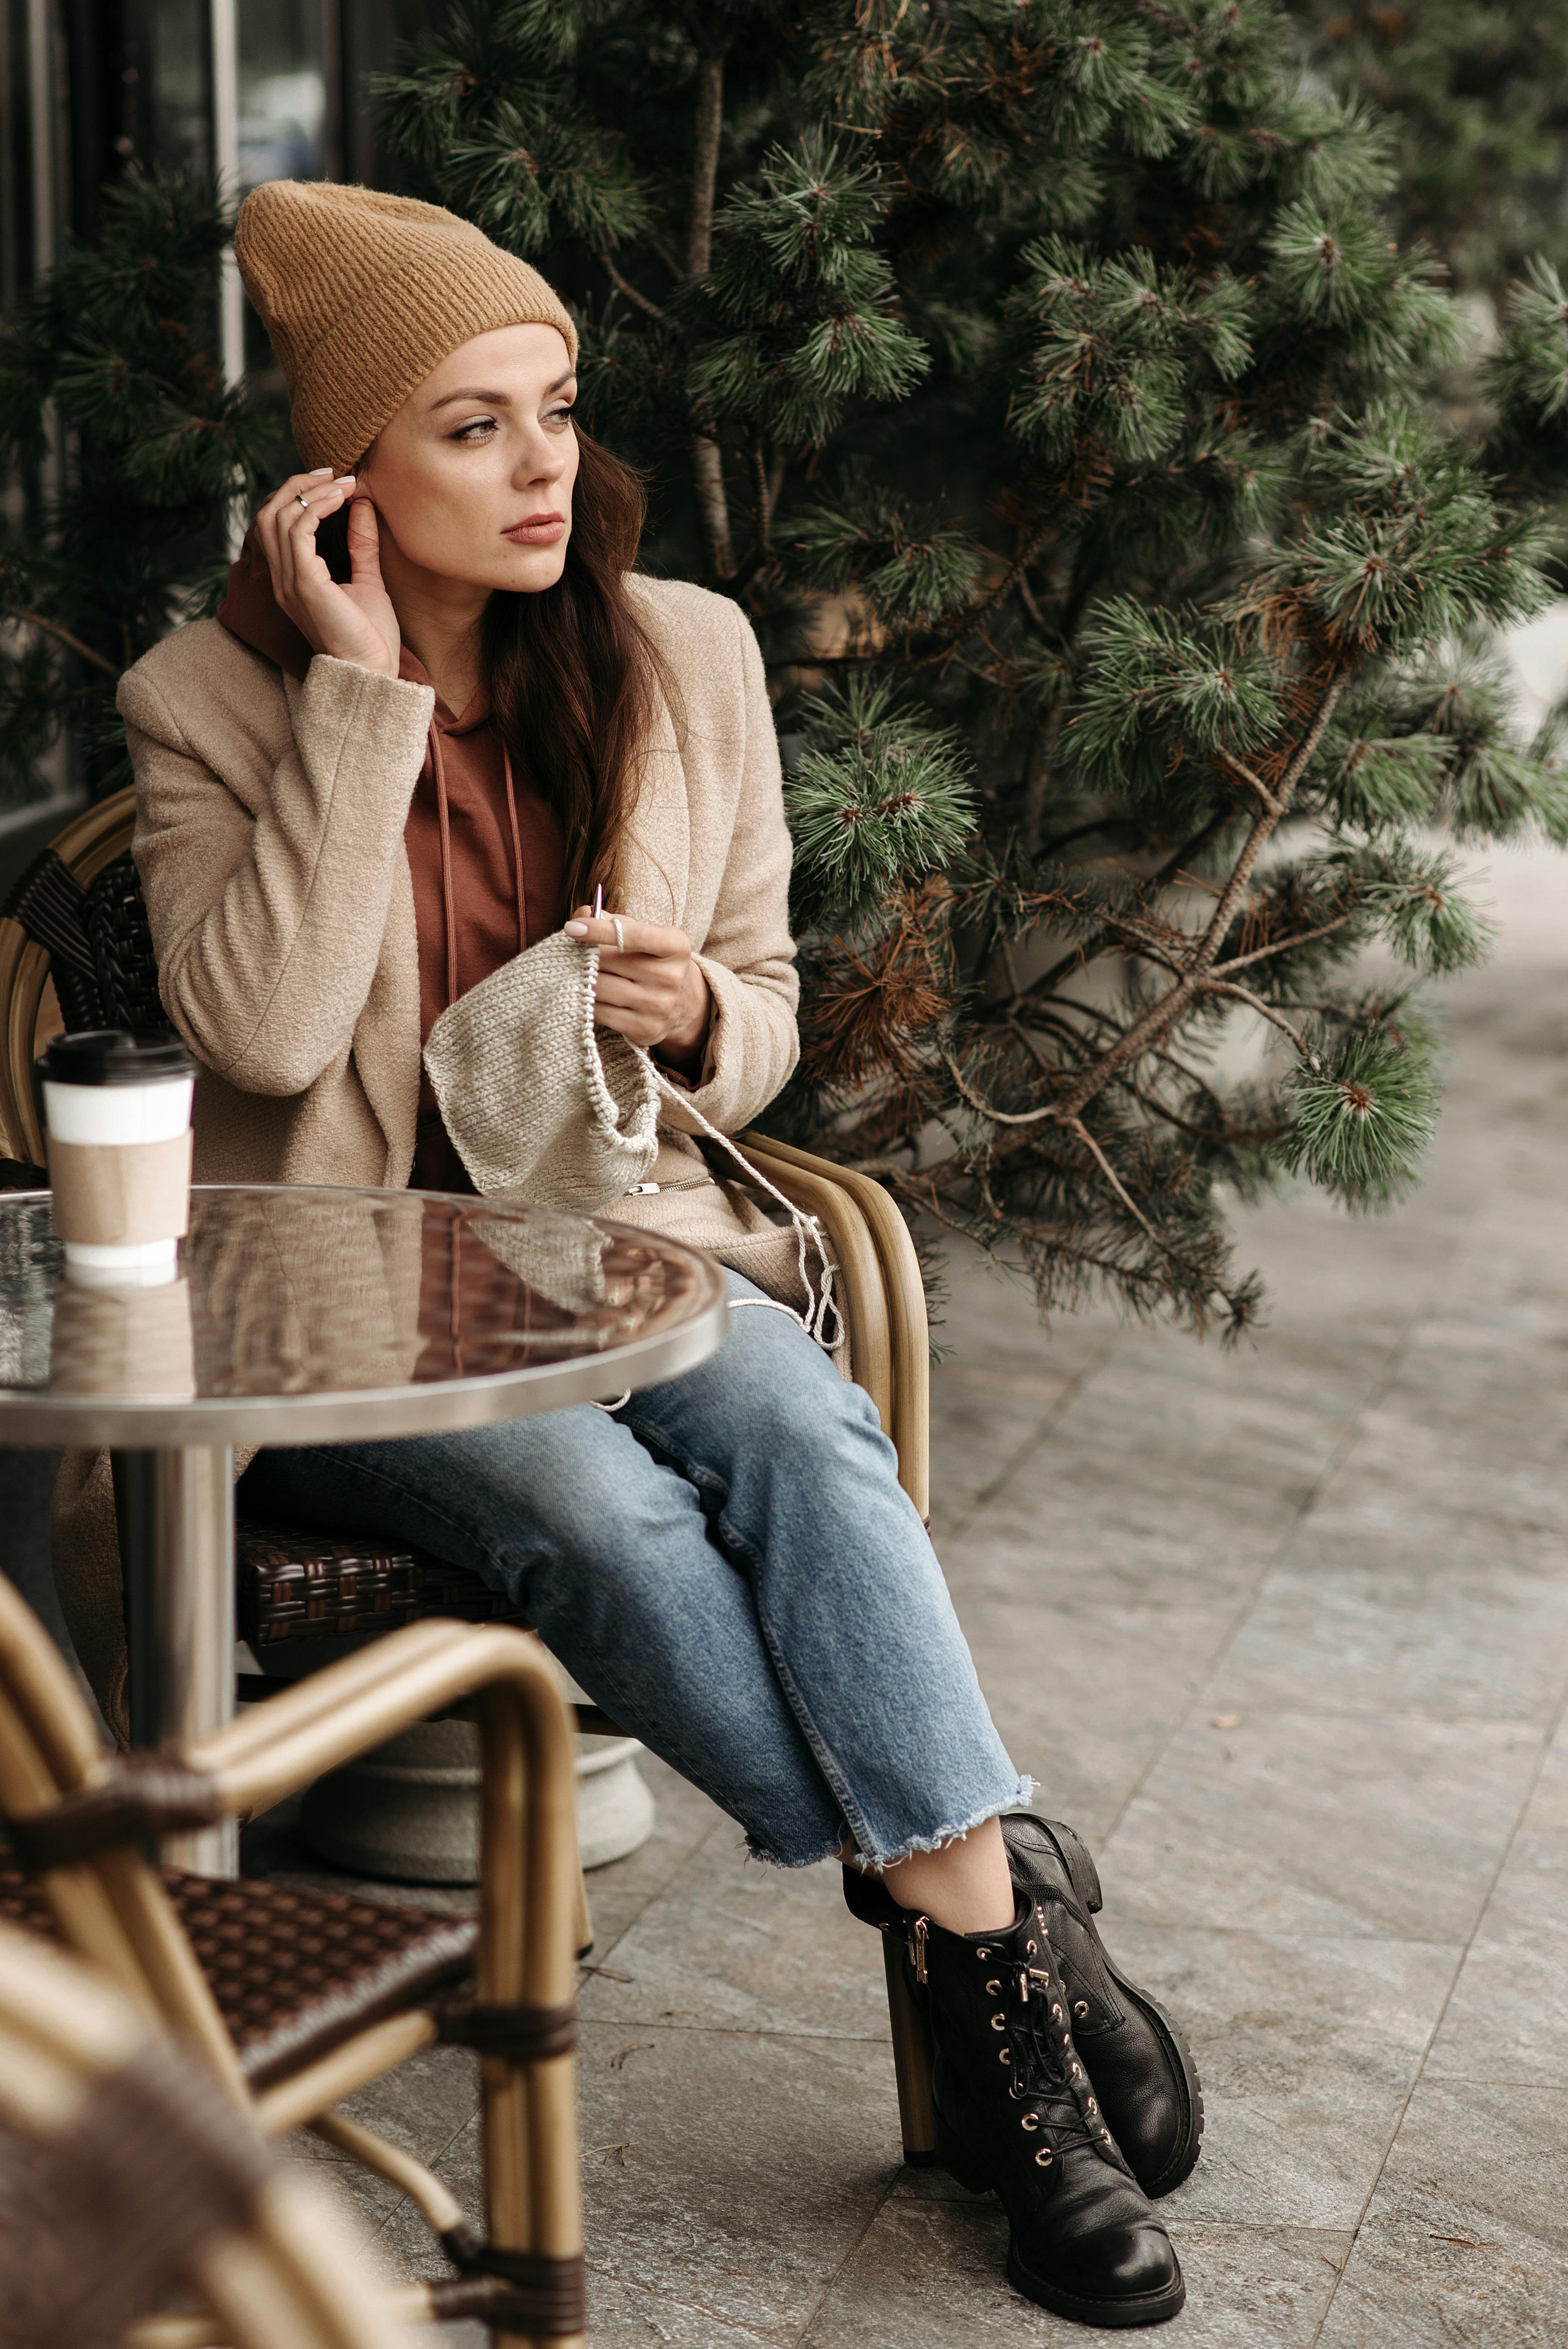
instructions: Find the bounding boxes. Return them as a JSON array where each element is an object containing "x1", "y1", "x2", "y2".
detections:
[
  {"x1": 423, "y1": 931, "x2": 660, "y2": 1206},
  {"x1": 234, "y1": 181, "x2": 580, "y2": 474}
]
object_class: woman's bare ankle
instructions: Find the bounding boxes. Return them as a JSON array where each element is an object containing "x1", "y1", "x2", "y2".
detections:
[{"x1": 876, "y1": 1815, "x2": 1016, "y2": 1937}]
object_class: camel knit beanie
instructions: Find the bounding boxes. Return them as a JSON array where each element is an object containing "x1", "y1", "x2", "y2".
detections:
[{"x1": 234, "y1": 181, "x2": 579, "y2": 476}]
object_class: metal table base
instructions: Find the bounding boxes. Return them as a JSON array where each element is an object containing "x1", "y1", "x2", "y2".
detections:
[{"x1": 113, "y1": 1445, "x2": 237, "y2": 1876}]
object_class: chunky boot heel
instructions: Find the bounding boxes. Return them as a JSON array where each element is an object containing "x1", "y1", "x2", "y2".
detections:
[
  {"x1": 933, "y1": 2111, "x2": 994, "y2": 2195},
  {"x1": 1002, "y1": 1815, "x2": 1203, "y2": 2198},
  {"x1": 881, "y1": 1926, "x2": 939, "y2": 2166},
  {"x1": 917, "y1": 1898, "x2": 1184, "y2": 2327}
]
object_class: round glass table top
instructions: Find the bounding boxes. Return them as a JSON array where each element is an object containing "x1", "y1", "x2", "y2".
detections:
[{"x1": 0, "y1": 1185, "x2": 729, "y2": 1446}]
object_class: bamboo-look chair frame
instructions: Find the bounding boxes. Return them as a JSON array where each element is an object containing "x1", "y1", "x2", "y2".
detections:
[
  {"x1": 0, "y1": 1573, "x2": 584, "y2": 2349},
  {"x1": 0, "y1": 789, "x2": 136, "y2": 1168},
  {"x1": 0, "y1": 787, "x2": 942, "y2": 2169},
  {"x1": 0, "y1": 1920, "x2": 437, "y2": 2349}
]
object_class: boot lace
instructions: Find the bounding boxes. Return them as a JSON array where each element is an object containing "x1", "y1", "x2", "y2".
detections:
[{"x1": 1001, "y1": 1927, "x2": 1116, "y2": 2162}]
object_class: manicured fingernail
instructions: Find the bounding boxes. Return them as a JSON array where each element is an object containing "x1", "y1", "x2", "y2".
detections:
[
  {"x1": 309, "y1": 467, "x2": 334, "y2": 476},
  {"x1": 564, "y1": 921, "x2": 589, "y2": 938},
  {"x1": 334, "y1": 473, "x2": 355, "y2": 485}
]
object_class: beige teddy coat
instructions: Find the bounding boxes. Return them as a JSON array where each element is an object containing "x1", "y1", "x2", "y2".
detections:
[{"x1": 54, "y1": 576, "x2": 801, "y2": 1727}]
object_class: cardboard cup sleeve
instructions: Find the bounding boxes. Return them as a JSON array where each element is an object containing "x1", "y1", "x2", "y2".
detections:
[{"x1": 46, "y1": 1131, "x2": 193, "y2": 1247}]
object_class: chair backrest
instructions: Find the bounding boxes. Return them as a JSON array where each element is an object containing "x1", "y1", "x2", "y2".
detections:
[
  {"x1": 0, "y1": 784, "x2": 147, "y2": 1165},
  {"x1": 0, "y1": 1920, "x2": 432, "y2": 2349},
  {"x1": 0, "y1": 1569, "x2": 241, "y2": 2089}
]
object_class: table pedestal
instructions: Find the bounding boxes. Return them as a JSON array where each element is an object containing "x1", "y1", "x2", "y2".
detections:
[{"x1": 114, "y1": 1444, "x2": 237, "y2": 1877}]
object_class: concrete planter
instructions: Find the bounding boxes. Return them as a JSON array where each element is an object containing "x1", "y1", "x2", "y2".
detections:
[{"x1": 299, "y1": 1717, "x2": 654, "y2": 1885}]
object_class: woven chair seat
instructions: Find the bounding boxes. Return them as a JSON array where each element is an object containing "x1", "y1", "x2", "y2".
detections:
[
  {"x1": 237, "y1": 1515, "x2": 531, "y2": 1661},
  {"x1": 0, "y1": 1865, "x2": 476, "y2": 2091}
]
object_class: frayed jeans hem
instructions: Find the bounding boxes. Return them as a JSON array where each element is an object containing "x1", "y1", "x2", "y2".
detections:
[{"x1": 745, "y1": 1776, "x2": 1036, "y2": 1873}]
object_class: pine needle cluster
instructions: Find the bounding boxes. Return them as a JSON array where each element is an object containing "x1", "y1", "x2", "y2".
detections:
[
  {"x1": 369, "y1": 0, "x2": 1568, "y2": 1339},
  {"x1": 0, "y1": 173, "x2": 272, "y2": 802}
]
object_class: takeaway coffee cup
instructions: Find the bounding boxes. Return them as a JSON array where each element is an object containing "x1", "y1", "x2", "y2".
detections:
[{"x1": 37, "y1": 1030, "x2": 196, "y2": 1289}]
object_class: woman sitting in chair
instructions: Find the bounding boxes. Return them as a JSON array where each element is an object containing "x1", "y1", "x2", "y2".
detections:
[{"x1": 114, "y1": 181, "x2": 1198, "y2": 2329}]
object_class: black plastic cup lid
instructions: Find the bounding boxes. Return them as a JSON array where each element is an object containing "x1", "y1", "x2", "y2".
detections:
[{"x1": 36, "y1": 1029, "x2": 194, "y2": 1086}]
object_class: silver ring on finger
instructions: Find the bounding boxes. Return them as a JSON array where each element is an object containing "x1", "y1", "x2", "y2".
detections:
[
  {"x1": 611, "y1": 917, "x2": 625, "y2": 953},
  {"x1": 296, "y1": 494, "x2": 310, "y2": 510}
]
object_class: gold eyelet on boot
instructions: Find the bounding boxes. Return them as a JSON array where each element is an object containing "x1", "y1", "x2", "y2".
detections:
[
  {"x1": 1074, "y1": 2000, "x2": 1089, "y2": 2018},
  {"x1": 1035, "y1": 2147, "x2": 1053, "y2": 2166},
  {"x1": 975, "y1": 1947, "x2": 990, "y2": 1960},
  {"x1": 1088, "y1": 2098, "x2": 1098, "y2": 2114},
  {"x1": 991, "y1": 2013, "x2": 1006, "y2": 2030},
  {"x1": 1021, "y1": 2113, "x2": 1039, "y2": 2132},
  {"x1": 985, "y1": 1979, "x2": 1001, "y2": 1995},
  {"x1": 1052, "y1": 2003, "x2": 1064, "y2": 2021},
  {"x1": 1071, "y1": 2062, "x2": 1084, "y2": 2079},
  {"x1": 1026, "y1": 1939, "x2": 1037, "y2": 1955},
  {"x1": 998, "y1": 2046, "x2": 1012, "y2": 2064}
]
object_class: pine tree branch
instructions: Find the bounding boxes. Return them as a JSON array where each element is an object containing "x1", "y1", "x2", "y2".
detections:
[
  {"x1": 1012, "y1": 811, "x2": 1243, "y2": 1014},
  {"x1": 1200, "y1": 980, "x2": 1321, "y2": 1065},
  {"x1": 686, "y1": 46, "x2": 734, "y2": 579},
  {"x1": 1189, "y1": 675, "x2": 1348, "y2": 981},
  {"x1": 686, "y1": 51, "x2": 724, "y2": 279},
  {"x1": 603, "y1": 255, "x2": 665, "y2": 321},
  {"x1": 1209, "y1": 913, "x2": 1358, "y2": 978},
  {"x1": 1063, "y1": 1114, "x2": 1231, "y2": 1301},
  {"x1": 942, "y1": 1051, "x2": 1058, "y2": 1126},
  {"x1": 749, "y1": 434, "x2": 774, "y2": 551},
  {"x1": 912, "y1": 519, "x2": 1057, "y2": 670},
  {"x1": 1047, "y1": 672, "x2": 1349, "y2": 1123},
  {"x1": 5, "y1": 609, "x2": 117, "y2": 676},
  {"x1": 1214, "y1": 744, "x2": 1282, "y2": 814}
]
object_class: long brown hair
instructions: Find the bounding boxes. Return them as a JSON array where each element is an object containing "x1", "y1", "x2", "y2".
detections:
[
  {"x1": 483, "y1": 431, "x2": 657, "y2": 909},
  {"x1": 322, "y1": 428, "x2": 658, "y2": 909}
]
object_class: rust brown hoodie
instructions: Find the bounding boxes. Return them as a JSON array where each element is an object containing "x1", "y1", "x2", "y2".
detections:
[{"x1": 216, "y1": 535, "x2": 567, "y2": 1190}]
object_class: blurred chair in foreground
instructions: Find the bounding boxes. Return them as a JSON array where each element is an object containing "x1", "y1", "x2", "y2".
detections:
[{"x1": 0, "y1": 1917, "x2": 437, "y2": 2349}]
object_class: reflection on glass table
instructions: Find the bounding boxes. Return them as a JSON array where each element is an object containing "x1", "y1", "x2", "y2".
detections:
[{"x1": 0, "y1": 1186, "x2": 729, "y2": 1873}]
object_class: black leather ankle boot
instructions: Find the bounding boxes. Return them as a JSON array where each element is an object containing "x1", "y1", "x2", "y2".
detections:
[
  {"x1": 843, "y1": 1815, "x2": 1203, "y2": 2198},
  {"x1": 918, "y1": 1896, "x2": 1184, "y2": 2328},
  {"x1": 1001, "y1": 1814, "x2": 1203, "y2": 2196}
]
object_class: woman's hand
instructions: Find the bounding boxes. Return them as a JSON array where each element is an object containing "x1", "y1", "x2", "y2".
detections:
[
  {"x1": 564, "y1": 909, "x2": 711, "y2": 1072},
  {"x1": 253, "y1": 471, "x2": 402, "y2": 680}
]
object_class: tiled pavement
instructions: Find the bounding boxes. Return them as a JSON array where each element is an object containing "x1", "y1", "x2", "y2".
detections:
[{"x1": 259, "y1": 841, "x2": 1568, "y2": 2343}]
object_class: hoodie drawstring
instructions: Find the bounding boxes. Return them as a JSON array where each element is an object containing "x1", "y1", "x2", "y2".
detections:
[{"x1": 425, "y1": 715, "x2": 529, "y2": 1373}]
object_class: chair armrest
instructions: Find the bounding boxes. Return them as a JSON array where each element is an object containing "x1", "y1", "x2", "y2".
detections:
[
  {"x1": 190, "y1": 1619, "x2": 580, "y2": 2020},
  {"x1": 184, "y1": 1620, "x2": 557, "y2": 1817},
  {"x1": 0, "y1": 915, "x2": 44, "y2": 1166},
  {"x1": 740, "y1": 1133, "x2": 929, "y2": 1520},
  {"x1": 722, "y1": 1134, "x2": 892, "y2": 1430}
]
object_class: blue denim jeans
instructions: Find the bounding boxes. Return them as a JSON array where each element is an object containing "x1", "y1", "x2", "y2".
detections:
[{"x1": 240, "y1": 1276, "x2": 1028, "y2": 1869}]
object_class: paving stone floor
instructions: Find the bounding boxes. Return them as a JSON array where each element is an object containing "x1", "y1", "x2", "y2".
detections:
[{"x1": 250, "y1": 842, "x2": 1568, "y2": 2341}]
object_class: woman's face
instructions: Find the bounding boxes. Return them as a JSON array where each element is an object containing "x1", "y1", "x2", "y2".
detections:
[{"x1": 359, "y1": 323, "x2": 580, "y2": 594}]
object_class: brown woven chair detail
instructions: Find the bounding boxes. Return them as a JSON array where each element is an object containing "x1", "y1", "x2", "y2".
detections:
[
  {"x1": 0, "y1": 1863, "x2": 477, "y2": 2093},
  {"x1": 237, "y1": 1515, "x2": 532, "y2": 1653}
]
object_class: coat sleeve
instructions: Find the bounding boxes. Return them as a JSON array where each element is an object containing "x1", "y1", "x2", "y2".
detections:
[
  {"x1": 661, "y1": 599, "x2": 800, "y2": 1137},
  {"x1": 123, "y1": 651, "x2": 435, "y2": 1097}
]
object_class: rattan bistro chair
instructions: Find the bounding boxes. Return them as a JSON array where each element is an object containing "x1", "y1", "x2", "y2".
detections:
[
  {"x1": 0, "y1": 786, "x2": 943, "y2": 2163},
  {"x1": 0, "y1": 1919, "x2": 439, "y2": 2349},
  {"x1": 0, "y1": 1570, "x2": 586, "y2": 2346}
]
